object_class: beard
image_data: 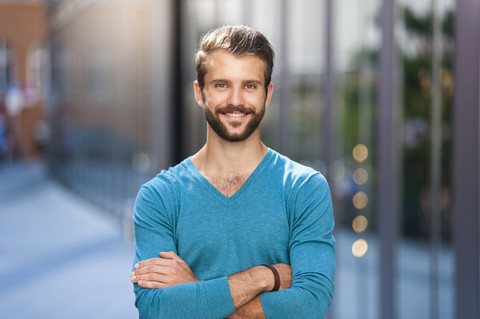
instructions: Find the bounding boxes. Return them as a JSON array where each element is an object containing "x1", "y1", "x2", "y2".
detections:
[{"x1": 203, "y1": 103, "x2": 266, "y2": 142}]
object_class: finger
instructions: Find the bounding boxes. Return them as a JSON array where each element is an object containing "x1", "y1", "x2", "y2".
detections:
[
  {"x1": 159, "y1": 251, "x2": 183, "y2": 262},
  {"x1": 134, "y1": 272, "x2": 168, "y2": 283},
  {"x1": 133, "y1": 264, "x2": 174, "y2": 276},
  {"x1": 137, "y1": 280, "x2": 169, "y2": 289},
  {"x1": 132, "y1": 271, "x2": 160, "y2": 284},
  {"x1": 135, "y1": 271, "x2": 180, "y2": 288},
  {"x1": 135, "y1": 257, "x2": 166, "y2": 269},
  {"x1": 135, "y1": 257, "x2": 174, "y2": 269}
]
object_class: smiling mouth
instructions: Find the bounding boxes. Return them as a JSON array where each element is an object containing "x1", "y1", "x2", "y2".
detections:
[
  {"x1": 225, "y1": 111, "x2": 247, "y2": 117},
  {"x1": 218, "y1": 105, "x2": 254, "y2": 117}
]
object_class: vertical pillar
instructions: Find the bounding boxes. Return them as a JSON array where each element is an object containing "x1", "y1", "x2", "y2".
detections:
[
  {"x1": 324, "y1": 2, "x2": 334, "y2": 319},
  {"x1": 277, "y1": 0, "x2": 290, "y2": 154},
  {"x1": 453, "y1": 1, "x2": 480, "y2": 318},
  {"x1": 377, "y1": 0, "x2": 397, "y2": 318},
  {"x1": 323, "y1": 0, "x2": 334, "y2": 177},
  {"x1": 429, "y1": 0, "x2": 442, "y2": 318},
  {"x1": 172, "y1": 0, "x2": 184, "y2": 163},
  {"x1": 150, "y1": 0, "x2": 175, "y2": 170}
]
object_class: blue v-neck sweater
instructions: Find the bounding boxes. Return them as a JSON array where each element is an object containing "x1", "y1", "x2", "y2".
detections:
[{"x1": 133, "y1": 149, "x2": 335, "y2": 318}]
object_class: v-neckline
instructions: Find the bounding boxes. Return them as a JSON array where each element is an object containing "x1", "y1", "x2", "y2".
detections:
[{"x1": 186, "y1": 148, "x2": 273, "y2": 204}]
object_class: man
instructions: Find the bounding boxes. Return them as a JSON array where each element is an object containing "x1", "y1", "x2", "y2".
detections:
[{"x1": 130, "y1": 25, "x2": 335, "y2": 318}]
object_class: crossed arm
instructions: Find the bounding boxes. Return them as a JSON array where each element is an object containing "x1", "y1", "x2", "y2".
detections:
[
  {"x1": 130, "y1": 251, "x2": 292, "y2": 319},
  {"x1": 132, "y1": 174, "x2": 335, "y2": 318}
]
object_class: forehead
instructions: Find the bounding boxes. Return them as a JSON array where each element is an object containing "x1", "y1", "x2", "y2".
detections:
[{"x1": 203, "y1": 50, "x2": 266, "y2": 82}]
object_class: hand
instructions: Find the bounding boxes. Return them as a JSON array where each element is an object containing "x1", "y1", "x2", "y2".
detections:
[
  {"x1": 271, "y1": 263, "x2": 292, "y2": 291},
  {"x1": 226, "y1": 264, "x2": 292, "y2": 319},
  {"x1": 227, "y1": 296, "x2": 265, "y2": 319},
  {"x1": 131, "y1": 251, "x2": 199, "y2": 289}
]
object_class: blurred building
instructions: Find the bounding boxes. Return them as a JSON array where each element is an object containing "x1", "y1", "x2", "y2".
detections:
[
  {"x1": 36, "y1": 0, "x2": 480, "y2": 318},
  {"x1": 0, "y1": 0, "x2": 47, "y2": 160}
]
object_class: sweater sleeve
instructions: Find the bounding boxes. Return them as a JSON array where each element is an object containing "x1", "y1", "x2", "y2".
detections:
[
  {"x1": 132, "y1": 183, "x2": 236, "y2": 319},
  {"x1": 259, "y1": 173, "x2": 336, "y2": 319}
]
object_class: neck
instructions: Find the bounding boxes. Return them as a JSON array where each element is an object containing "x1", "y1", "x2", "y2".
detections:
[{"x1": 192, "y1": 129, "x2": 268, "y2": 177}]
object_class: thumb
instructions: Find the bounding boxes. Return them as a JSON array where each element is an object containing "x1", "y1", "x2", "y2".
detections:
[{"x1": 159, "y1": 251, "x2": 182, "y2": 261}]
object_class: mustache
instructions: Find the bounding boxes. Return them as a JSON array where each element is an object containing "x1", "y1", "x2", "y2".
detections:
[{"x1": 215, "y1": 105, "x2": 255, "y2": 115}]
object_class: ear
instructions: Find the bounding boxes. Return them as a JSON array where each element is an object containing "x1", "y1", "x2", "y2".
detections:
[
  {"x1": 193, "y1": 81, "x2": 204, "y2": 108},
  {"x1": 265, "y1": 82, "x2": 274, "y2": 108}
]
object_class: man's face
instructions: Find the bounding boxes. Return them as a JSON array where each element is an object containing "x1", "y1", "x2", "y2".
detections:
[{"x1": 194, "y1": 50, "x2": 273, "y2": 142}]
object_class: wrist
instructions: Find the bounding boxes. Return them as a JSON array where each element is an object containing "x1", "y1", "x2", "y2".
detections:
[
  {"x1": 261, "y1": 264, "x2": 280, "y2": 291},
  {"x1": 254, "y1": 265, "x2": 276, "y2": 292},
  {"x1": 228, "y1": 266, "x2": 274, "y2": 309}
]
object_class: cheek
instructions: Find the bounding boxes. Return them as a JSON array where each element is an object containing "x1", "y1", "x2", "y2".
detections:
[
  {"x1": 204, "y1": 92, "x2": 227, "y2": 106},
  {"x1": 249, "y1": 93, "x2": 267, "y2": 106}
]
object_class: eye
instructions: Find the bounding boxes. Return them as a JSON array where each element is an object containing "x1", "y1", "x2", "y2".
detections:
[
  {"x1": 245, "y1": 83, "x2": 257, "y2": 90},
  {"x1": 215, "y1": 82, "x2": 227, "y2": 89}
]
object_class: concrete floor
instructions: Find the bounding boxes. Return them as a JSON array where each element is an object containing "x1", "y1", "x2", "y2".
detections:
[{"x1": 0, "y1": 161, "x2": 137, "y2": 319}]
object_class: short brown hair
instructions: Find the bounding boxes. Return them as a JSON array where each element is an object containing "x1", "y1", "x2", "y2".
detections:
[{"x1": 195, "y1": 25, "x2": 275, "y2": 92}]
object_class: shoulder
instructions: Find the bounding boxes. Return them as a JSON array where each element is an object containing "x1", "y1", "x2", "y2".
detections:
[
  {"x1": 267, "y1": 150, "x2": 332, "y2": 217},
  {"x1": 134, "y1": 159, "x2": 195, "y2": 224},
  {"x1": 269, "y1": 149, "x2": 329, "y2": 190},
  {"x1": 137, "y1": 158, "x2": 193, "y2": 204},
  {"x1": 144, "y1": 158, "x2": 192, "y2": 189}
]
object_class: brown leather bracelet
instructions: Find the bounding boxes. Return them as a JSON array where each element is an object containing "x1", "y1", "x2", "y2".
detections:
[{"x1": 262, "y1": 264, "x2": 280, "y2": 291}]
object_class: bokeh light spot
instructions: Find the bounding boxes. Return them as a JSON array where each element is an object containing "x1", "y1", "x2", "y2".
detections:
[
  {"x1": 352, "y1": 215, "x2": 368, "y2": 233},
  {"x1": 353, "y1": 167, "x2": 368, "y2": 185},
  {"x1": 352, "y1": 144, "x2": 368, "y2": 163},
  {"x1": 352, "y1": 239, "x2": 368, "y2": 258},
  {"x1": 353, "y1": 191, "x2": 368, "y2": 210}
]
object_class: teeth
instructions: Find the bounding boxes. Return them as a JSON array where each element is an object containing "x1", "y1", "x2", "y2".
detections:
[{"x1": 226, "y1": 113, "x2": 245, "y2": 117}]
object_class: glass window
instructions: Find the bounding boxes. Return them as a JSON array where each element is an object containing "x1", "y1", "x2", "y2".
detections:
[
  {"x1": 333, "y1": 1, "x2": 380, "y2": 318},
  {"x1": 396, "y1": 0, "x2": 455, "y2": 318}
]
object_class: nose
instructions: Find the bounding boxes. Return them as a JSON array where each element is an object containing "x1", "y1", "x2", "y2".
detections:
[{"x1": 226, "y1": 86, "x2": 245, "y2": 106}]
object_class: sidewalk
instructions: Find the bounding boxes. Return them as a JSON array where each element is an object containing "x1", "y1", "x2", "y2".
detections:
[{"x1": 0, "y1": 161, "x2": 138, "y2": 318}]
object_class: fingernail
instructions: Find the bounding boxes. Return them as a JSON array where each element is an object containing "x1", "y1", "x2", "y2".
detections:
[
  {"x1": 135, "y1": 263, "x2": 139, "y2": 269},
  {"x1": 130, "y1": 271, "x2": 135, "y2": 276},
  {"x1": 131, "y1": 276, "x2": 136, "y2": 282}
]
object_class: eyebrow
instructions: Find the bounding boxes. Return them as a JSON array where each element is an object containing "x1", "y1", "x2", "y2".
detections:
[
  {"x1": 242, "y1": 80, "x2": 263, "y2": 86},
  {"x1": 209, "y1": 79, "x2": 231, "y2": 85},
  {"x1": 209, "y1": 79, "x2": 263, "y2": 86}
]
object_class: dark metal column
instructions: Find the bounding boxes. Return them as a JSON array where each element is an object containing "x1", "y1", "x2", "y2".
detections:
[
  {"x1": 377, "y1": 0, "x2": 398, "y2": 318},
  {"x1": 172, "y1": 0, "x2": 184, "y2": 163},
  {"x1": 151, "y1": 0, "x2": 175, "y2": 170},
  {"x1": 453, "y1": 0, "x2": 480, "y2": 318}
]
